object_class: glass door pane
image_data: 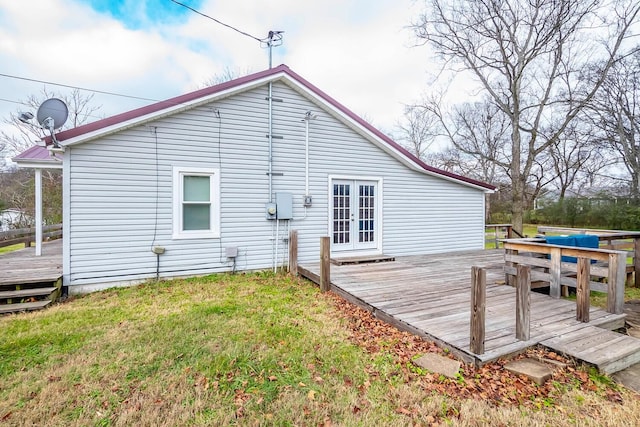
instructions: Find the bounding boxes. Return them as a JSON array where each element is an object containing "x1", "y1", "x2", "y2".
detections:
[
  {"x1": 358, "y1": 184, "x2": 375, "y2": 243},
  {"x1": 332, "y1": 183, "x2": 351, "y2": 245}
]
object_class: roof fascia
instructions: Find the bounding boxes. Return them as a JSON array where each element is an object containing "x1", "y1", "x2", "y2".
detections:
[
  {"x1": 60, "y1": 72, "x2": 286, "y2": 147},
  {"x1": 12, "y1": 159, "x2": 63, "y2": 169}
]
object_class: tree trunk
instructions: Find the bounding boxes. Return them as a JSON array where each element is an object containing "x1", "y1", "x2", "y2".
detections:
[
  {"x1": 485, "y1": 193, "x2": 491, "y2": 223},
  {"x1": 512, "y1": 178, "x2": 524, "y2": 236},
  {"x1": 511, "y1": 109, "x2": 524, "y2": 235}
]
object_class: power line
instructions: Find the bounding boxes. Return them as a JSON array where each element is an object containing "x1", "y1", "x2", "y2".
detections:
[
  {"x1": 0, "y1": 73, "x2": 160, "y2": 103},
  {"x1": 169, "y1": 0, "x2": 264, "y2": 42},
  {"x1": 0, "y1": 97, "x2": 29, "y2": 107}
]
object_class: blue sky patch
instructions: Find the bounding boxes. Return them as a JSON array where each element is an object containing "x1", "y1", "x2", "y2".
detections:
[{"x1": 81, "y1": 0, "x2": 204, "y2": 29}]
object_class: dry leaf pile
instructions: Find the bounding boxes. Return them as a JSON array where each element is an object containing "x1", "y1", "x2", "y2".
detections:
[{"x1": 328, "y1": 293, "x2": 625, "y2": 409}]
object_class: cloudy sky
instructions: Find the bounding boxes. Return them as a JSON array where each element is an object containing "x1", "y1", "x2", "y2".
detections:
[{"x1": 0, "y1": 0, "x2": 472, "y2": 153}]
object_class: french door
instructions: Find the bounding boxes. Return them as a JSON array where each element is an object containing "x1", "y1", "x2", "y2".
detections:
[{"x1": 331, "y1": 179, "x2": 379, "y2": 252}]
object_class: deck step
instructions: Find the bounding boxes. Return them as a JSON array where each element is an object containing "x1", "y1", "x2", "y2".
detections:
[
  {"x1": 541, "y1": 326, "x2": 640, "y2": 374},
  {"x1": 0, "y1": 287, "x2": 58, "y2": 300},
  {"x1": 0, "y1": 300, "x2": 51, "y2": 314},
  {"x1": 331, "y1": 255, "x2": 395, "y2": 266}
]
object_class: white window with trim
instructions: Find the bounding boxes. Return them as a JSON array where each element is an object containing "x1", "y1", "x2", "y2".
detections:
[{"x1": 172, "y1": 167, "x2": 220, "y2": 239}]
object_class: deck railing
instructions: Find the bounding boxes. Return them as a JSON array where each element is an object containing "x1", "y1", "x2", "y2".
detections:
[
  {"x1": 0, "y1": 224, "x2": 62, "y2": 249},
  {"x1": 503, "y1": 240, "x2": 626, "y2": 316},
  {"x1": 537, "y1": 226, "x2": 640, "y2": 287},
  {"x1": 470, "y1": 241, "x2": 627, "y2": 354}
]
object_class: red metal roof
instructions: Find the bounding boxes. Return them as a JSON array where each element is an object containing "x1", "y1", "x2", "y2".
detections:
[
  {"x1": 12, "y1": 144, "x2": 62, "y2": 164},
  {"x1": 31, "y1": 64, "x2": 495, "y2": 190},
  {"x1": 13, "y1": 144, "x2": 50, "y2": 160}
]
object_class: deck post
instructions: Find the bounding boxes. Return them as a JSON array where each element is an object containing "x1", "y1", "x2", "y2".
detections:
[
  {"x1": 288, "y1": 230, "x2": 298, "y2": 276},
  {"x1": 470, "y1": 266, "x2": 486, "y2": 355},
  {"x1": 516, "y1": 265, "x2": 531, "y2": 341},
  {"x1": 506, "y1": 225, "x2": 513, "y2": 239},
  {"x1": 505, "y1": 248, "x2": 516, "y2": 286},
  {"x1": 494, "y1": 226, "x2": 499, "y2": 249},
  {"x1": 634, "y1": 237, "x2": 640, "y2": 288},
  {"x1": 576, "y1": 257, "x2": 590, "y2": 322},
  {"x1": 320, "y1": 236, "x2": 330, "y2": 292},
  {"x1": 549, "y1": 247, "x2": 562, "y2": 298},
  {"x1": 34, "y1": 168, "x2": 42, "y2": 256},
  {"x1": 608, "y1": 252, "x2": 626, "y2": 314}
]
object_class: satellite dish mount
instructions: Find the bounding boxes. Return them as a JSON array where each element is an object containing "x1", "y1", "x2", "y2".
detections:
[{"x1": 36, "y1": 98, "x2": 68, "y2": 149}]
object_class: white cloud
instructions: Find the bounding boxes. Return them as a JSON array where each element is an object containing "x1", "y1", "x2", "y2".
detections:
[{"x1": 0, "y1": 0, "x2": 469, "y2": 152}]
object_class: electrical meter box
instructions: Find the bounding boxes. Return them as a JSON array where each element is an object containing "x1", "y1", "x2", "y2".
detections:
[
  {"x1": 265, "y1": 203, "x2": 277, "y2": 220},
  {"x1": 275, "y1": 192, "x2": 293, "y2": 220}
]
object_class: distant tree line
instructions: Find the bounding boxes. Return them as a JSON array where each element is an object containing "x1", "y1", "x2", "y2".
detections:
[
  {"x1": 528, "y1": 196, "x2": 640, "y2": 231},
  {"x1": 0, "y1": 169, "x2": 62, "y2": 227}
]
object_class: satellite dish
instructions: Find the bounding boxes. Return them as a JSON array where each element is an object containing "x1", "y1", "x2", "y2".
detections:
[{"x1": 36, "y1": 98, "x2": 68, "y2": 130}]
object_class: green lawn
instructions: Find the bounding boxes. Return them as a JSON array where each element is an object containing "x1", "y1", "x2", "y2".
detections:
[
  {"x1": 0, "y1": 244, "x2": 23, "y2": 255},
  {"x1": 485, "y1": 224, "x2": 538, "y2": 249},
  {"x1": 1, "y1": 273, "x2": 638, "y2": 426}
]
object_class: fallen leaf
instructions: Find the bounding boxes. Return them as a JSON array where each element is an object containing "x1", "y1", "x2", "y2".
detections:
[{"x1": 395, "y1": 407, "x2": 412, "y2": 416}]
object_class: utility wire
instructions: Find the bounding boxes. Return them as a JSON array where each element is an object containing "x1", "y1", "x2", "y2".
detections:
[
  {"x1": 0, "y1": 73, "x2": 160, "y2": 103},
  {"x1": 169, "y1": 0, "x2": 264, "y2": 42},
  {"x1": 0, "y1": 97, "x2": 30, "y2": 106}
]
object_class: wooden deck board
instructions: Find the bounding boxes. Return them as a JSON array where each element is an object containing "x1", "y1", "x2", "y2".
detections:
[
  {"x1": 0, "y1": 287, "x2": 58, "y2": 299},
  {"x1": 0, "y1": 240, "x2": 62, "y2": 286},
  {"x1": 300, "y1": 249, "x2": 640, "y2": 371},
  {"x1": 0, "y1": 300, "x2": 51, "y2": 313}
]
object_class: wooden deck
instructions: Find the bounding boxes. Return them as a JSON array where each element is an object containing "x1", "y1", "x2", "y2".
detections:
[
  {"x1": 0, "y1": 239, "x2": 62, "y2": 286},
  {"x1": 299, "y1": 249, "x2": 640, "y2": 372}
]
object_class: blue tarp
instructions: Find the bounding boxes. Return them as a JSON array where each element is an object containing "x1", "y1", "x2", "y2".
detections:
[{"x1": 544, "y1": 234, "x2": 599, "y2": 263}]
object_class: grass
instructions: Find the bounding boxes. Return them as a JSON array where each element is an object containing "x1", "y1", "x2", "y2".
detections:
[
  {"x1": 1, "y1": 273, "x2": 639, "y2": 426},
  {"x1": 568, "y1": 287, "x2": 640, "y2": 309},
  {"x1": 0, "y1": 244, "x2": 23, "y2": 255},
  {"x1": 485, "y1": 224, "x2": 538, "y2": 249}
]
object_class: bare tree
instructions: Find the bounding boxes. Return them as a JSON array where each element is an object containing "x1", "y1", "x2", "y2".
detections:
[
  {"x1": 394, "y1": 104, "x2": 439, "y2": 160},
  {"x1": 0, "y1": 88, "x2": 100, "y2": 227},
  {"x1": 413, "y1": 0, "x2": 640, "y2": 234},
  {"x1": 586, "y1": 48, "x2": 640, "y2": 198},
  {"x1": 0, "y1": 168, "x2": 62, "y2": 226},
  {"x1": 418, "y1": 98, "x2": 512, "y2": 220},
  {"x1": 201, "y1": 66, "x2": 253, "y2": 88},
  {"x1": 0, "y1": 88, "x2": 101, "y2": 160},
  {"x1": 545, "y1": 120, "x2": 612, "y2": 199}
]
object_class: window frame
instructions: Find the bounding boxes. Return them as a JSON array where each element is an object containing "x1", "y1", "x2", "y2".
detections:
[{"x1": 172, "y1": 166, "x2": 220, "y2": 239}]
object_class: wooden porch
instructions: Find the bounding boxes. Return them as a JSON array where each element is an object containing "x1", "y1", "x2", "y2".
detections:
[
  {"x1": 0, "y1": 239, "x2": 63, "y2": 313},
  {"x1": 299, "y1": 249, "x2": 640, "y2": 373}
]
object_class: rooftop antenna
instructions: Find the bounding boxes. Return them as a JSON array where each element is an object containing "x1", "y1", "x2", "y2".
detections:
[{"x1": 263, "y1": 30, "x2": 284, "y2": 69}]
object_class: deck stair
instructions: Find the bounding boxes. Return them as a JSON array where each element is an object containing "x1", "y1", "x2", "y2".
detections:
[
  {"x1": 331, "y1": 255, "x2": 395, "y2": 266},
  {"x1": 0, "y1": 239, "x2": 63, "y2": 315},
  {"x1": 0, "y1": 277, "x2": 62, "y2": 315},
  {"x1": 541, "y1": 326, "x2": 640, "y2": 374}
]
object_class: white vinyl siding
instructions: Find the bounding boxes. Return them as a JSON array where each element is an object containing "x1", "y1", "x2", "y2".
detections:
[{"x1": 65, "y1": 80, "x2": 486, "y2": 289}]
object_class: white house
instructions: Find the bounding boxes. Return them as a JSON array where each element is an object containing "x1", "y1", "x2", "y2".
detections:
[
  {"x1": 0, "y1": 208, "x2": 34, "y2": 231},
  {"x1": 15, "y1": 65, "x2": 495, "y2": 293}
]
